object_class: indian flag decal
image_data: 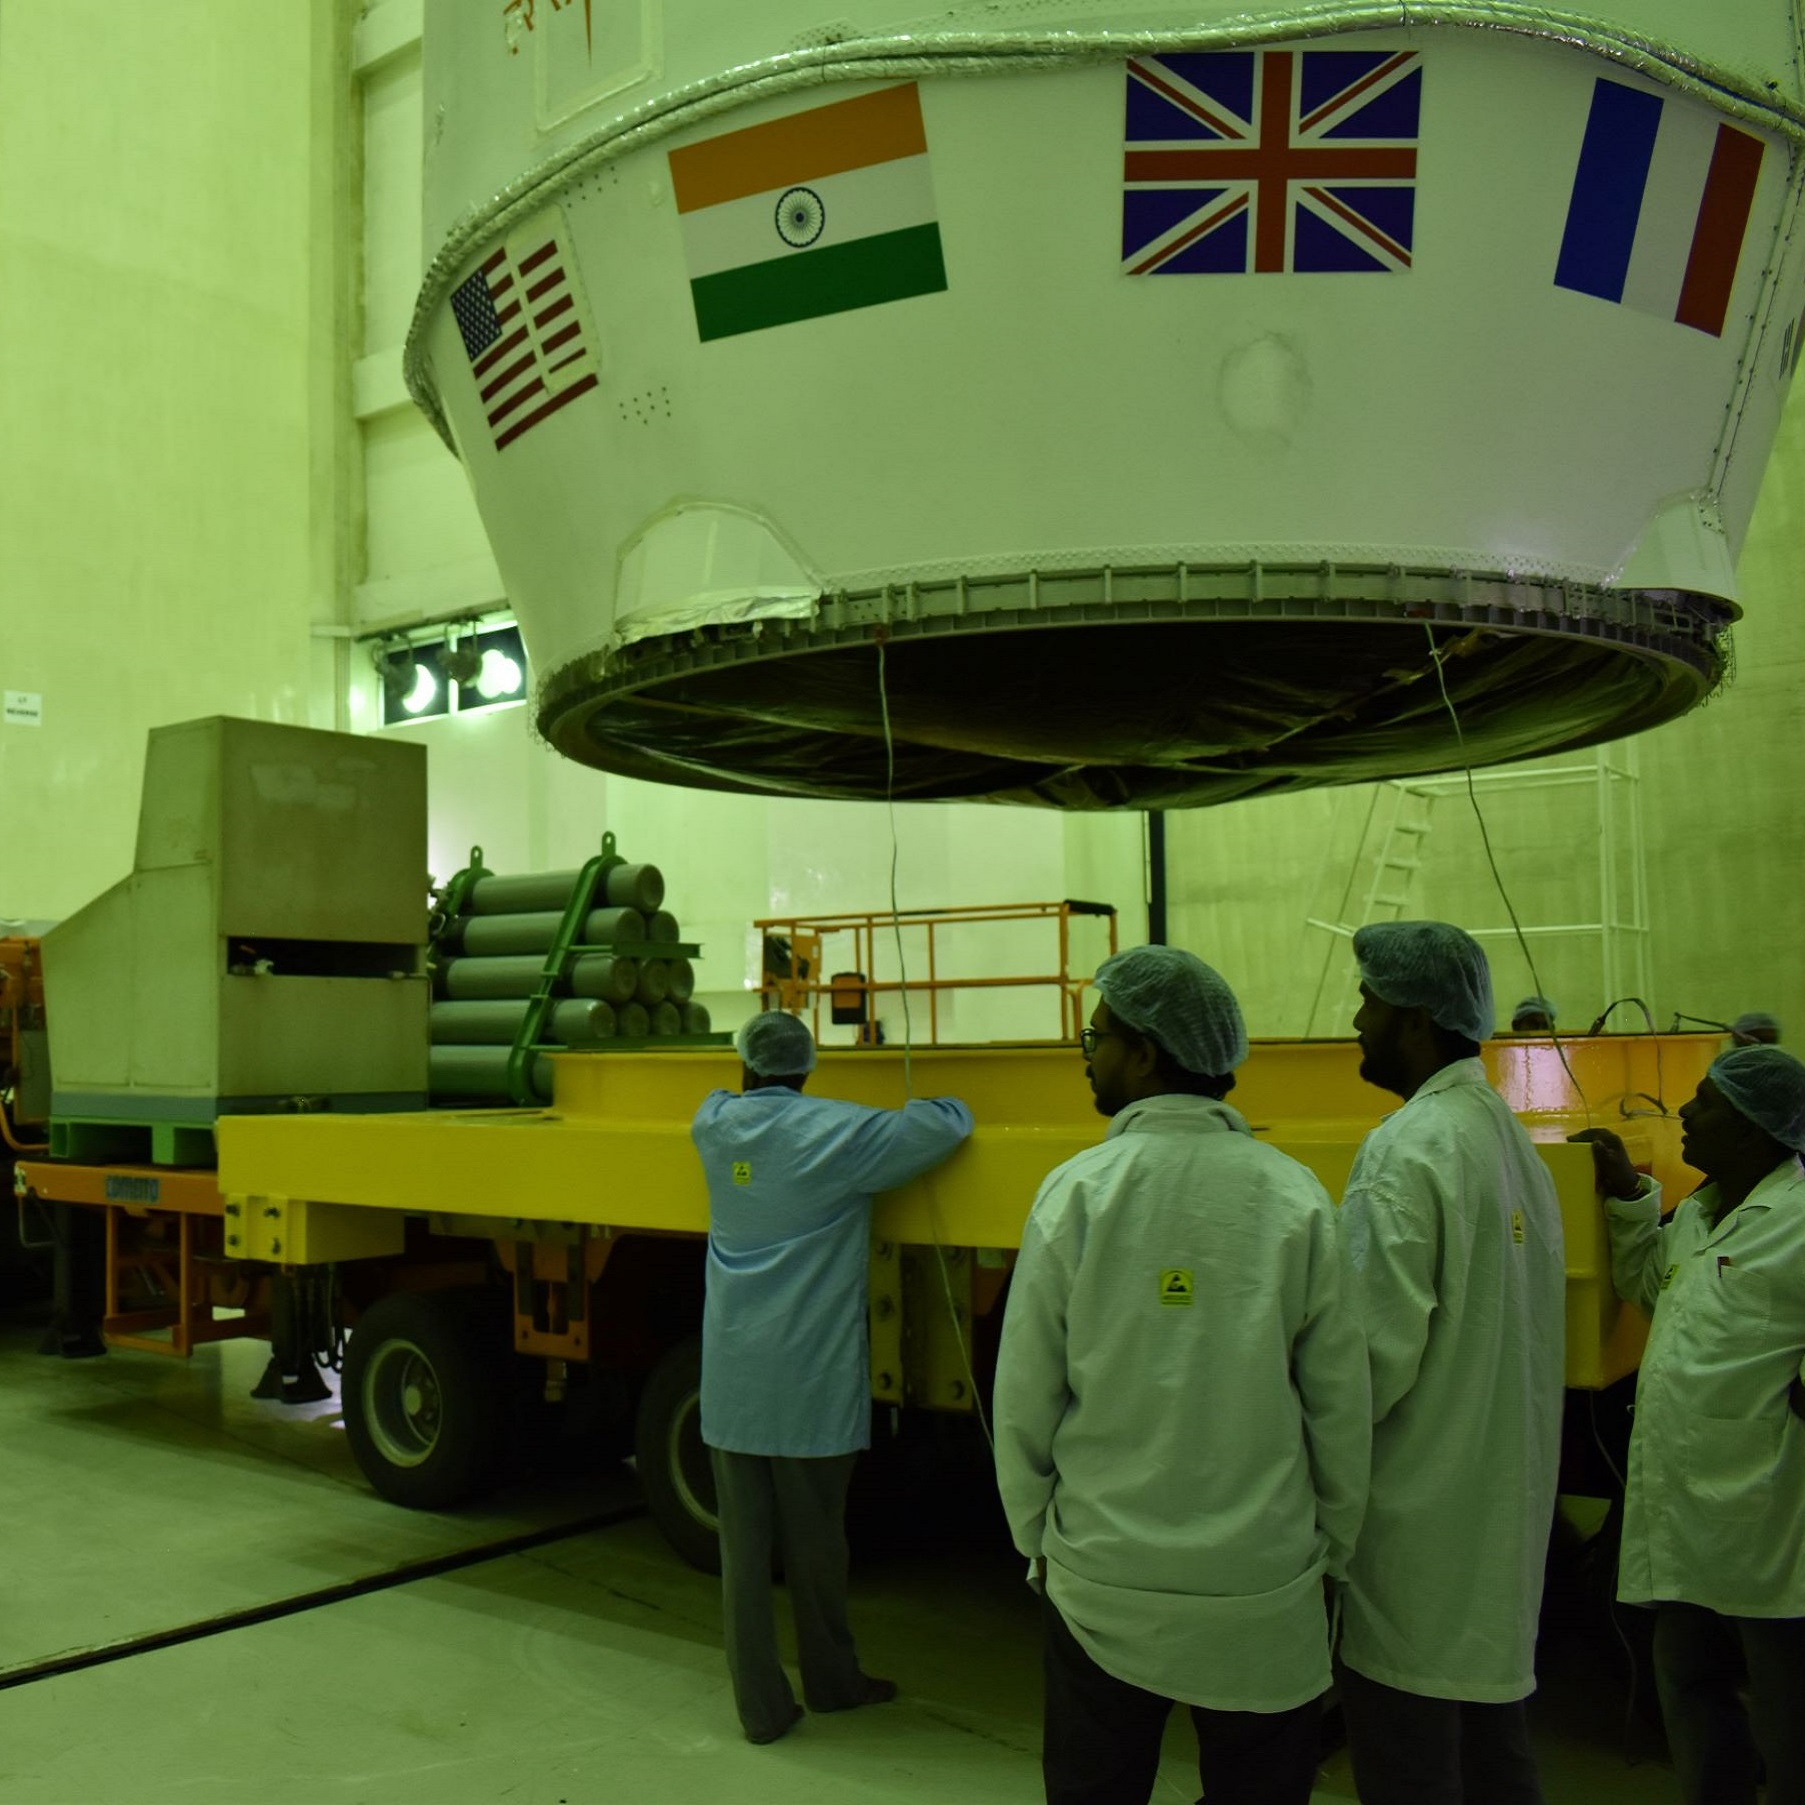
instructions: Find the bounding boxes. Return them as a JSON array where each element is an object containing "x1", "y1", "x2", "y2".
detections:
[{"x1": 669, "y1": 84, "x2": 947, "y2": 343}]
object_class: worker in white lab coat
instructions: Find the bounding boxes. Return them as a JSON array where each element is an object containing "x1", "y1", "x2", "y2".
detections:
[
  {"x1": 1573, "y1": 1044, "x2": 1805, "y2": 1805},
  {"x1": 693, "y1": 1011, "x2": 973, "y2": 1745},
  {"x1": 994, "y1": 946, "x2": 1371, "y2": 1805},
  {"x1": 1338, "y1": 921, "x2": 1566, "y2": 1805},
  {"x1": 1508, "y1": 995, "x2": 1557, "y2": 1035},
  {"x1": 1729, "y1": 1009, "x2": 1782, "y2": 1046}
]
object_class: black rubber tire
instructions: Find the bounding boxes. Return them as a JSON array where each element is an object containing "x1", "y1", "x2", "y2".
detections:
[
  {"x1": 342, "y1": 1287, "x2": 508, "y2": 1510},
  {"x1": 635, "y1": 1335, "x2": 722, "y2": 1572}
]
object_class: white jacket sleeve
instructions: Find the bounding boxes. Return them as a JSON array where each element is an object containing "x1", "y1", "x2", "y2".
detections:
[
  {"x1": 992, "y1": 1202, "x2": 1073, "y2": 1560},
  {"x1": 1293, "y1": 1203, "x2": 1372, "y2": 1580},
  {"x1": 1342, "y1": 1170, "x2": 1440, "y2": 1426},
  {"x1": 1604, "y1": 1178, "x2": 1668, "y2": 1315}
]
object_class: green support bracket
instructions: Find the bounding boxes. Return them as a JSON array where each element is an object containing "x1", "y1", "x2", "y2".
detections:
[
  {"x1": 152, "y1": 1123, "x2": 216, "y2": 1167},
  {"x1": 427, "y1": 845, "x2": 493, "y2": 990},
  {"x1": 440, "y1": 845, "x2": 492, "y2": 925},
  {"x1": 505, "y1": 832, "x2": 624, "y2": 1106},
  {"x1": 49, "y1": 1117, "x2": 216, "y2": 1168}
]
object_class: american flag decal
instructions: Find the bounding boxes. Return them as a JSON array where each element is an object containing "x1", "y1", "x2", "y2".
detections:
[
  {"x1": 449, "y1": 223, "x2": 599, "y2": 451},
  {"x1": 1122, "y1": 49, "x2": 1422, "y2": 275}
]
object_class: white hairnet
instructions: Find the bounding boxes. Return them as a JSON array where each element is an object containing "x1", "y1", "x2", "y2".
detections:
[
  {"x1": 1709, "y1": 1044, "x2": 1805, "y2": 1151},
  {"x1": 1731, "y1": 1011, "x2": 1782, "y2": 1044},
  {"x1": 1093, "y1": 946, "x2": 1248, "y2": 1075},
  {"x1": 1353, "y1": 921, "x2": 1495, "y2": 1044},
  {"x1": 1511, "y1": 995, "x2": 1557, "y2": 1027},
  {"x1": 734, "y1": 1011, "x2": 817, "y2": 1077}
]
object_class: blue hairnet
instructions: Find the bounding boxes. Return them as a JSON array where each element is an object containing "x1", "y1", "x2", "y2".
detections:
[
  {"x1": 1353, "y1": 921, "x2": 1494, "y2": 1044},
  {"x1": 1709, "y1": 1044, "x2": 1805, "y2": 1152},
  {"x1": 735, "y1": 1011, "x2": 816, "y2": 1077},
  {"x1": 1730, "y1": 1011, "x2": 1782, "y2": 1045},
  {"x1": 1093, "y1": 946, "x2": 1248, "y2": 1076},
  {"x1": 1511, "y1": 995, "x2": 1557, "y2": 1027}
]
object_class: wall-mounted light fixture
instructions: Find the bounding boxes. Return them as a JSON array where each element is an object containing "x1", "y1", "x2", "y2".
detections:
[
  {"x1": 367, "y1": 621, "x2": 527, "y2": 728},
  {"x1": 441, "y1": 631, "x2": 483, "y2": 688}
]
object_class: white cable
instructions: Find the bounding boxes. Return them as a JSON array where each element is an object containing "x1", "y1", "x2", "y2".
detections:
[
  {"x1": 1422, "y1": 626, "x2": 1593, "y2": 1126},
  {"x1": 876, "y1": 637, "x2": 994, "y2": 1453},
  {"x1": 876, "y1": 637, "x2": 913, "y2": 1099}
]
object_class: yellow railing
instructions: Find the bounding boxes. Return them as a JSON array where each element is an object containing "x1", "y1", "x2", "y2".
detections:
[{"x1": 754, "y1": 900, "x2": 1119, "y2": 1045}]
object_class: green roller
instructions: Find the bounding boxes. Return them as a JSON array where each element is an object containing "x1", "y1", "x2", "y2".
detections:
[
  {"x1": 468, "y1": 862, "x2": 664, "y2": 916},
  {"x1": 430, "y1": 1044, "x2": 552, "y2": 1101},
  {"x1": 440, "y1": 955, "x2": 558, "y2": 1000},
  {"x1": 646, "y1": 910, "x2": 680, "y2": 945},
  {"x1": 431, "y1": 1000, "x2": 526, "y2": 1044},
  {"x1": 451, "y1": 911, "x2": 566, "y2": 956},
  {"x1": 431, "y1": 999, "x2": 617, "y2": 1045},
  {"x1": 582, "y1": 907, "x2": 647, "y2": 948},
  {"x1": 603, "y1": 862, "x2": 664, "y2": 913},
  {"x1": 451, "y1": 907, "x2": 645, "y2": 957},
  {"x1": 650, "y1": 1001, "x2": 683, "y2": 1036},
  {"x1": 551, "y1": 998, "x2": 617, "y2": 1043},
  {"x1": 667, "y1": 958, "x2": 696, "y2": 1002},
  {"x1": 682, "y1": 1002, "x2": 712, "y2": 1034},
  {"x1": 635, "y1": 959, "x2": 670, "y2": 1007},
  {"x1": 467, "y1": 869, "x2": 582, "y2": 915},
  {"x1": 618, "y1": 1002, "x2": 650, "y2": 1039},
  {"x1": 569, "y1": 954, "x2": 639, "y2": 1004}
]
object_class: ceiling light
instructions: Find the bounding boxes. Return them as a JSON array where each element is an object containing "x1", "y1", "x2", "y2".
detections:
[
  {"x1": 476, "y1": 647, "x2": 523, "y2": 699},
  {"x1": 401, "y1": 664, "x2": 440, "y2": 715}
]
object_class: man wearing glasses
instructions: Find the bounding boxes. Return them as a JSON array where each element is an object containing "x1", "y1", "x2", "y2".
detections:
[{"x1": 994, "y1": 945, "x2": 1370, "y2": 1805}]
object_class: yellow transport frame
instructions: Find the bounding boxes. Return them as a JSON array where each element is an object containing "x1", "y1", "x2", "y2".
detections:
[{"x1": 205, "y1": 1034, "x2": 1717, "y2": 1395}]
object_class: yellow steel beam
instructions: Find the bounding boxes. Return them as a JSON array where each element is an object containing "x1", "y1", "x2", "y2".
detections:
[{"x1": 213, "y1": 1037, "x2": 1717, "y2": 1389}]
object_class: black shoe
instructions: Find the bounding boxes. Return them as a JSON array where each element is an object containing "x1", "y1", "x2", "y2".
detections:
[
  {"x1": 812, "y1": 1677, "x2": 898, "y2": 1713},
  {"x1": 281, "y1": 1365, "x2": 332, "y2": 1405},
  {"x1": 745, "y1": 1704, "x2": 804, "y2": 1746}
]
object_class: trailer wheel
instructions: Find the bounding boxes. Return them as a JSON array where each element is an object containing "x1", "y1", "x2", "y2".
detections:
[
  {"x1": 343, "y1": 1287, "x2": 507, "y2": 1510},
  {"x1": 635, "y1": 1335, "x2": 721, "y2": 1572}
]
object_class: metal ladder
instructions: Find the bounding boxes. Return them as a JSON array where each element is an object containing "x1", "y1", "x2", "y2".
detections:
[
  {"x1": 1301, "y1": 745, "x2": 1652, "y2": 1037},
  {"x1": 1304, "y1": 781, "x2": 1439, "y2": 1036}
]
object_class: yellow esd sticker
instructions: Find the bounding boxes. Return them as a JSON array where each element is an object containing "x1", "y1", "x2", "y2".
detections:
[
  {"x1": 732, "y1": 1161, "x2": 753, "y2": 1186},
  {"x1": 1659, "y1": 1263, "x2": 1679, "y2": 1292},
  {"x1": 1159, "y1": 1269, "x2": 1194, "y2": 1307},
  {"x1": 1511, "y1": 1209, "x2": 1525, "y2": 1245}
]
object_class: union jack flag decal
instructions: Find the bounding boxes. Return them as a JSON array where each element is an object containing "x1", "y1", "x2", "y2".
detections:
[{"x1": 1122, "y1": 49, "x2": 1422, "y2": 275}]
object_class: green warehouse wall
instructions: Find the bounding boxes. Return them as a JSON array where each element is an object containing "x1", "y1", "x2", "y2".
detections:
[
  {"x1": 2, "y1": 0, "x2": 1795, "y2": 1052},
  {"x1": 0, "y1": 0, "x2": 354, "y2": 922},
  {"x1": 1165, "y1": 380, "x2": 1805, "y2": 1041}
]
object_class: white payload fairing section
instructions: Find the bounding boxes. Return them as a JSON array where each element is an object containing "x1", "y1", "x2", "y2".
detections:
[{"x1": 406, "y1": 2, "x2": 1805, "y2": 808}]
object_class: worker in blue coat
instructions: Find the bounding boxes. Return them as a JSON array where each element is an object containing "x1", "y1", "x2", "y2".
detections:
[{"x1": 692, "y1": 1010, "x2": 974, "y2": 1744}]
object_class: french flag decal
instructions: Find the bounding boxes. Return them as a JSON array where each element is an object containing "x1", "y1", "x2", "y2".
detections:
[{"x1": 1554, "y1": 78, "x2": 1765, "y2": 338}]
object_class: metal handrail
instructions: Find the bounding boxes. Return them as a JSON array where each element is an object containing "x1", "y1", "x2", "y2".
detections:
[{"x1": 754, "y1": 900, "x2": 1118, "y2": 1047}]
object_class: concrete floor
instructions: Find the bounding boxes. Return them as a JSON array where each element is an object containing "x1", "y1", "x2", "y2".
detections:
[{"x1": 0, "y1": 1320, "x2": 1681, "y2": 1804}]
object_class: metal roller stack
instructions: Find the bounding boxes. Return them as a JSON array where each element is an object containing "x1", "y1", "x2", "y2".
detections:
[{"x1": 427, "y1": 836, "x2": 718, "y2": 1105}]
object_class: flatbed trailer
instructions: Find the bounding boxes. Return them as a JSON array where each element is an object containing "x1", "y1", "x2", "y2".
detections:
[{"x1": 16, "y1": 1032, "x2": 1712, "y2": 1567}]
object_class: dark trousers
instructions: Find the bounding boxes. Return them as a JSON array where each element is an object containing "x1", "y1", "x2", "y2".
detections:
[
  {"x1": 1338, "y1": 1662, "x2": 1544, "y2": 1805},
  {"x1": 1041, "y1": 1595, "x2": 1322, "y2": 1805},
  {"x1": 710, "y1": 1448, "x2": 867, "y2": 1739},
  {"x1": 1653, "y1": 1603, "x2": 1805, "y2": 1805}
]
